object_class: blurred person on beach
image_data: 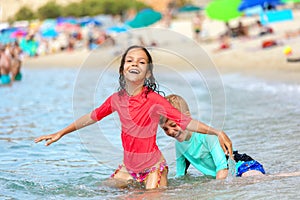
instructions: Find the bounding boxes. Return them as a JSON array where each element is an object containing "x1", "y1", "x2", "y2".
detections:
[
  {"x1": 138, "y1": 36, "x2": 146, "y2": 46},
  {"x1": 236, "y1": 21, "x2": 249, "y2": 38},
  {"x1": 192, "y1": 13, "x2": 204, "y2": 42},
  {"x1": 159, "y1": 94, "x2": 266, "y2": 179},
  {"x1": 10, "y1": 41, "x2": 23, "y2": 82},
  {"x1": 163, "y1": 7, "x2": 173, "y2": 28},
  {"x1": 0, "y1": 45, "x2": 12, "y2": 85},
  {"x1": 20, "y1": 34, "x2": 38, "y2": 57},
  {"x1": 35, "y1": 45, "x2": 232, "y2": 189},
  {"x1": 224, "y1": 22, "x2": 232, "y2": 37},
  {"x1": 213, "y1": 34, "x2": 231, "y2": 53},
  {"x1": 256, "y1": 20, "x2": 273, "y2": 37}
]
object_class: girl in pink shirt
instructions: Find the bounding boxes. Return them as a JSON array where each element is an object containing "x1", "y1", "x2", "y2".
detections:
[{"x1": 35, "y1": 45, "x2": 232, "y2": 189}]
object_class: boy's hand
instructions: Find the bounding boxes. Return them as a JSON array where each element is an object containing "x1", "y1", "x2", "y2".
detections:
[
  {"x1": 34, "y1": 133, "x2": 62, "y2": 146},
  {"x1": 217, "y1": 131, "x2": 233, "y2": 159}
]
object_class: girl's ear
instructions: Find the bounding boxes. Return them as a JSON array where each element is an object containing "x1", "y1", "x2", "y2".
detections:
[
  {"x1": 185, "y1": 111, "x2": 191, "y2": 117},
  {"x1": 146, "y1": 70, "x2": 151, "y2": 79}
]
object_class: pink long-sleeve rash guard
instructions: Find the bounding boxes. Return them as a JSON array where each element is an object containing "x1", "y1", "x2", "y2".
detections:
[{"x1": 91, "y1": 88, "x2": 192, "y2": 173}]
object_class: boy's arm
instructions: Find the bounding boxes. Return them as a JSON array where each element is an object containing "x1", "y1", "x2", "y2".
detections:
[
  {"x1": 209, "y1": 137, "x2": 229, "y2": 179},
  {"x1": 176, "y1": 154, "x2": 187, "y2": 177},
  {"x1": 186, "y1": 119, "x2": 233, "y2": 159},
  {"x1": 34, "y1": 112, "x2": 96, "y2": 146}
]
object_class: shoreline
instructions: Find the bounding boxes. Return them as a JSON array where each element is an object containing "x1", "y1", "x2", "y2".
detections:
[{"x1": 22, "y1": 42, "x2": 300, "y2": 85}]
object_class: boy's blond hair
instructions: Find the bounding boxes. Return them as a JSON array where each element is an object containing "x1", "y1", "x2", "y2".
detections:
[
  {"x1": 159, "y1": 94, "x2": 190, "y2": 125},
  {"x1": 165, "y1": 94, "x2": 190, "y2": 113}
]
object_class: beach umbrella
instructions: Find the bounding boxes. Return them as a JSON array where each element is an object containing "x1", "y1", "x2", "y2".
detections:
[
  {"x1": 56, "y1": 17, "x2": 78, "y2": 25},
  {"x1": 29, "y1": 21, "x2": 41, "y2": 31},
  {"x1": 281, "y1": 0, "x2": 300, "y2": 2},
  {"x1": 56, "y1": 23, "x2": 80, "y2": 32},
  {"x1": 40, "y1": 29, "x2": 58, "y2": 38},
  {"x1": 0, "y1": 27, "x2": 17, "y2": 34},
  {"x1": 178, "y1": 4, "x2": 203, "y2": 12},
  {"x1": 79, "y1": 17, "x2": 102, "y2": 27},
  {"x1": 205, "y1": 0, "x2": 242, "y2": 22},
  {"x1": 238, "y1": 0, "x2": 282, "y2": 11},
  {"x1": 0, "y1": 33, "x2": 16, "y2": 44},
  {"x1": 126, "y1": 8, "x2": 162, "y2": 28},
  {"x1": 10, "y1": 29, "x2": 27, "y2": 38},
  {"x1": 1, "y1": 27, "x2": 18, "y2": 44},
  {"x1": 40, "y1": 19, "x2": 57, "y2": 31},
  {"x1": 243, "y1": 5, "x2": 264, "y2": 16},
  {"x1": 260, "y1": 9, "x2": 293, "y2": 24},
  {"x1": 106, "y1": 26, "x2": 128, "y2": 34}
]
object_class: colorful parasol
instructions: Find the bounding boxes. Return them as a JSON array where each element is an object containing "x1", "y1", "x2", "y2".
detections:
[{"x1": 205, "y1": 0, "x2": 242, "y2": 22}]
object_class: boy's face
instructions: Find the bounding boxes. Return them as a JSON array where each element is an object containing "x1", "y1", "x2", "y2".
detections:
[{"x1": 160, "y1": 119, "x2": 189, "y2": 142}]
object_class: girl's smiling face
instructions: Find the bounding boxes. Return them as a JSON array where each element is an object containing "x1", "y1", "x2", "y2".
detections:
[{"x1": 123, "y1": 48, "x2": 150, "y2": 85}]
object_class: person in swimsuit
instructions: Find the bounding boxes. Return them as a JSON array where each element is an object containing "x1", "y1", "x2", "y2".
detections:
[
  {"x1": 192, "y1": 13, "x2": 204, "y2": 42},
  {"x1": 10, "y1": 41, "x2": 23, "y2": 81},
  {"x1": 0, "y1": 45, "x2": 12, "y2": 85},
  {"x1": 160, "y1": 94, "x2": 265, "y2": 179},
  {"x1": 35, "y1": 45, "x2": 233, "y2": 189}
]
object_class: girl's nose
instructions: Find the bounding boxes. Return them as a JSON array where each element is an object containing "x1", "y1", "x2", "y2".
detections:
[{"x1": 131, "y1": 60, "x2": 138, "y2": 66}]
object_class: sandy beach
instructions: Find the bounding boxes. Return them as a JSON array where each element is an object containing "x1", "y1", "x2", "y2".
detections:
[{"x1": 22, "y1": 9, "x2": 300, "y2": 84}]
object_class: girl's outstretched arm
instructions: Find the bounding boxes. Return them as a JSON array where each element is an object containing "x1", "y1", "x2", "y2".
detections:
[
  {"x1": 34, "y1": 113, "x2": 96, "y2": 146},
  {"x1": 186, "y1": 119, "x2": 233, "y2": 158}
]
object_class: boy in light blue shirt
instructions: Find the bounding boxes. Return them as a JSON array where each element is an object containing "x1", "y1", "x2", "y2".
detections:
[
  {"x1": 160, "y1": 94, "x2": 229, "y2": 179},
  {"x1": 160, "y1": 94, "x2": 266, "y2": 179}
]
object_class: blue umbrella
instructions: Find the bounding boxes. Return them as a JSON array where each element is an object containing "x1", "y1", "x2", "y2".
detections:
[
  {"x1": 56, "y1": 17, "x2": 78, "y2": 25},
  {"x1": 79, "y1": 17, "x2": 102, "y2": 27},
  {"x1": 106, "y1": 26, "x2": 128, "y2": 34},
  {"x1": 41, "y1": 29, "x2": 58, "y2": 38},
  {"x1": 238, "y1": 0, "x2": 282, "y2": 11},
  {"x1": 0, "y1": 33, "x2": 16, "y2": 44},
  {"x1": 1, "y1": 27, "x2": 18, "y2": 34},
  {"x1": 126, "y1": 8, "x2": 162, "y2": 28},
  {"x1": 40, "y1": 19, "x2": 57, "y2": 32}
]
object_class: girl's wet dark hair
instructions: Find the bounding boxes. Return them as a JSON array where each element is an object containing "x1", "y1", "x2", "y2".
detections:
[{"x1": 118, "y1": 45, "x2": 164, "y2": 97}]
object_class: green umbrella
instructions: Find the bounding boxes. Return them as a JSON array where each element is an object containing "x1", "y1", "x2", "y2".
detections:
[
  {"x1": 281, "y1": 0, "x2": 300, "y2": 2},
  {"x1": 127, "y1": 8, "x2": 162, "y2": 28},
  {"x1": 205, "y1": 0, "x2": 242, "y2": 22}
]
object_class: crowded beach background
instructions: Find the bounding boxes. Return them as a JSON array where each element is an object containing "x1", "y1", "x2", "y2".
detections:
[{"x1": 1, "y1": 0, "x2": 300, "y2": 85}]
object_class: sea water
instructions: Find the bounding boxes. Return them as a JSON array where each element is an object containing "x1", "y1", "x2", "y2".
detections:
[{"x1": 0, "y1": 68, "x2": 299, "y2": 199}]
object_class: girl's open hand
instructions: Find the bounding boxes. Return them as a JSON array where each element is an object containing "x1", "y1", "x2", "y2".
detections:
[{"x1": 34, "y1": 133, "x2": 62, "y2": 146}]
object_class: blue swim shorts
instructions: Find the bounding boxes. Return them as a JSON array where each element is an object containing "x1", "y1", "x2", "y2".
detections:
[
  {"x1": 0, "y1": 74, "x2": 11, "y2": 84},
  {"x1": 236, "y1": 160, "x2": 265, "y2": 177},
  {"x1": 15, "y1": 72, "x2": 22, "y2": 81}
]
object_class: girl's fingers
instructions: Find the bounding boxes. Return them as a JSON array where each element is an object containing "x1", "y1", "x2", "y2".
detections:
[
  {"x1": 34, "y1": 135, "x2": 52, "y2": 144},
  {"x1": 34, "y1": 136, "x2": 45, "y2": 143}
]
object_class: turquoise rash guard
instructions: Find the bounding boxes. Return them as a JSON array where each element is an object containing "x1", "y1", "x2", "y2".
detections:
[{"x1": 175, "y1": 133, "x2": 228, "y2": 177}]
